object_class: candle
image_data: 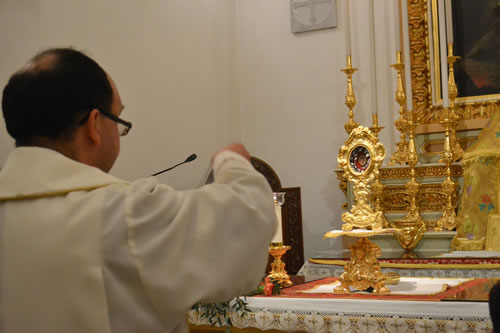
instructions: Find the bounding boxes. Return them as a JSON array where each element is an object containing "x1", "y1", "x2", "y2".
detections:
[
  {"x1": 438, "y1": 0, "x2": 449, "y2": 107},
  {"x1": 345, "y1": 0, "x2": 352, "y2": 56},
  {"x1": 369, "y1": 0, "x2": 378, "y2": 116},
  {"x1": 272, "y1": 204, "x2": 283, "y2": 243},
  {"x1": 401, "y1": 0, "x2": 413, "y2": 111},
  {"x1": 372, "y1": 113, "x2": 379, "y2": 127},
  {"x1": 445, "y1": 0, "x2": 453, "y2": 44},
  {"x1": 394, "y1": 0, "x2": 401, "y2": 51}
]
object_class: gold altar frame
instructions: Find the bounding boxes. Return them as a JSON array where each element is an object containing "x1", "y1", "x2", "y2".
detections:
[{"x1": 407, "y1": 0, "x2": 499, "y2": 134}]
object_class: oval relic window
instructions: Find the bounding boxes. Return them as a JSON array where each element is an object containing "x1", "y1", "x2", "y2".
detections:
[{"x1": 349, "y1": 145, "x2": 371, "y2": 173}]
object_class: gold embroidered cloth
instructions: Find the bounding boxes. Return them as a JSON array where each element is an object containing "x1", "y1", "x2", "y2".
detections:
[{"x1": 452, "y1": 112, "x2": 500, "y2": 250}]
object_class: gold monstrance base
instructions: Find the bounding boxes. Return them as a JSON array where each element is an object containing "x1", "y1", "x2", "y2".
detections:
[
  {"x1": 267, "y1": 244, "x2": 293, "y2": 288},
  {"x1": 324, "y1": 229, "x2": 400, "y2": 295}
]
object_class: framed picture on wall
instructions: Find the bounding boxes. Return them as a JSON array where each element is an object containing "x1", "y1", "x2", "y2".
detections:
[
  {"x1": 290, "y1": 0, "x2": 337, "y2": 34},
  {"x1": 405, "y1": 0, "x2": 499, "y2": 131},
  {"x1": 451, "y1": 0, "x2": 500, "y2": 100}
]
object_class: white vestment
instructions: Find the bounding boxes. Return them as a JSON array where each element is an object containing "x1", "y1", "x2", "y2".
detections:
[{"x1": 0, "y1": 147, "x2": 276, "y2": 333}]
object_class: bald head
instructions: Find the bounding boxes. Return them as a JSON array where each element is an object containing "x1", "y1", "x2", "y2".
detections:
[
  {"x1": 2, "y1": 48, "x2": 113, "y2": 146},
  {"x1": 23, "y1": 52, "x2": 58, "y2": 72}
]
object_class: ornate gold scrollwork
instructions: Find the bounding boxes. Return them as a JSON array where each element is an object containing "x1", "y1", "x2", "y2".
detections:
[
  {"x1": 324, "y1": 229, "x2": 399, "y2": 295},
  {"x1": 267, "y1": 245, "x2": 293, "y2": 288},
  {"x1": 372, "y1": 178, "x2": 390, "y2": 228},
  {"x1": 338, "y1": 126, "x2": 386, "y2": 231},
  {"x1": 334, "y1": 237, "x2": 390, "y2": 295},
  {"x1": 379, "y1": 164, "x2": 463, "y2": 179},
  {"x1": 381, "y1": 184, "x2": 458, "y2": 213},
  {"x1": 392, "y1": 218, "x2": 426, "y2": 251},
  {"x1": 336, "y1": 171, "x2": 348, "y2": 211},
  {"x1": 335, "y1": 164, "x2": 463, "y2": 214}
]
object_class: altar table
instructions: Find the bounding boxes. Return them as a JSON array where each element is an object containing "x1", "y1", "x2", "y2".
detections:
[
  {"x1": 188, "y1": 276, "x2": 496, "y2": 333},
  {"x1": 298, "y1": 257, "x2": 500, "y2": 279}
]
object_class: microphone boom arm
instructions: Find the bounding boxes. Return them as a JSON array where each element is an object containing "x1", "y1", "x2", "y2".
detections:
[{"x1": 151, "y1": 153, "x2": 197, "y2": 177}]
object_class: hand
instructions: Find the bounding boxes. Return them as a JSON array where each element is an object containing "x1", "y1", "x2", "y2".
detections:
[{"x1": 212, "y1": 142, "x2": 251, "y2": 162}]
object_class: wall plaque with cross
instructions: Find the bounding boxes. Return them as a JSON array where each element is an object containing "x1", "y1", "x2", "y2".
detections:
[{"x1": 290, "y1": 0, "x2": 336, "y2": 33}]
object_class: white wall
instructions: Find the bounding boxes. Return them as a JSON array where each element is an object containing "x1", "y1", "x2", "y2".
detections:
[
  {"x1": 0, "y1": 0, "x2": 240, "y2": 190},
  {"x1": 0, "y1": 0, "x2": 402, "y2": 261},
  {"x1": 236, "y1": 0, "x2": 400, "y2": 259}
]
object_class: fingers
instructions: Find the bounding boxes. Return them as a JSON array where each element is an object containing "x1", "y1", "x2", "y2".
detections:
[{"x1": 212, "y1": 143, "x2": 251, "y2": 162}]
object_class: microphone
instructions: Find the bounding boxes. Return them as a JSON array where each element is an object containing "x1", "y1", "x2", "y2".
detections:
[{"x1": 151, "y1": 153, "x2": 197, "y2": 177}]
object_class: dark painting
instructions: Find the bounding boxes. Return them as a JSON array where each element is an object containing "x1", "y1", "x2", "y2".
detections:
[{"x1": 452, "y1": 0, "x2": 500, "y2": 98}]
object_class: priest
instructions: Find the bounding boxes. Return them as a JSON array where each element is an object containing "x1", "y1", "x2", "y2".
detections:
[{"x1": 0, "y1": 47, "x2": 276, "y2": 333}]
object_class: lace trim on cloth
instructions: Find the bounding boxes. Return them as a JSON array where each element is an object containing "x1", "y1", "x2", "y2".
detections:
[{"x1": 188, "y1": 309, "x2": 493, "y2": 332}]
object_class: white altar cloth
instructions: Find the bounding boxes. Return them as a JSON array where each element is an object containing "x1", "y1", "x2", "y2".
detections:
[{"x1": 189, "y1": 296, "x2": 491, "y2": 332}]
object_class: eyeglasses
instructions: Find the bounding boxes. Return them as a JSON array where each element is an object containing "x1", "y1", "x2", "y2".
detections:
[
  {"x1": 80, "y1": 109, "x2": 132, "y2": 136},
  {"x1": 99, "y1": 110, "x2": 132, "y2": 136}
]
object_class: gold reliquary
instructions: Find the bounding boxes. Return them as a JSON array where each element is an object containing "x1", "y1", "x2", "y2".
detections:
[{"x1": 338, "y1": 125, "x2": 386, "y2": 231}]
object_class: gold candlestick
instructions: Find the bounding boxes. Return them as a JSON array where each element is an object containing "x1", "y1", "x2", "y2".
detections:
[
  {"x1": 447, "y1": 43, "x2": 463, "y2": 162},
  {"x1": 369, "y1": 113, "x2": 388, "y2": 228},
  {"x1": 341, "y1": 55, "x2": 360, "y2": 134},
  {"x1": 391, "y1": 114, "x2": 426, "y2": 250},
  {"x1": 389, "y1": 51, "x2": 409, "y2": 166},
  {"x1": 435, "y1": 106, "x2": 458, "y2": 231},
  {"x1": 372, "y1": 177, "x2": 390, "y2": 229},
  {"x1": 267, "y1": 245, "x2": 293, "y2": 288}
]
